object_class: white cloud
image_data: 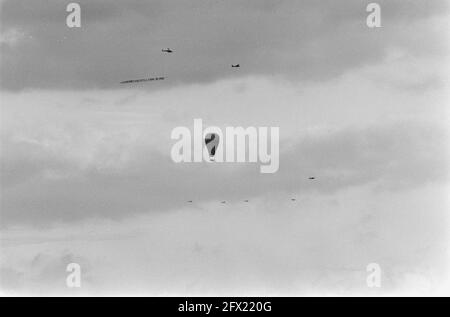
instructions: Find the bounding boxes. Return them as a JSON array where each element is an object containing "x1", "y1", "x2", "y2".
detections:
[
  {"x1": 1, "y1": 50, "x2": 449, "y2": 295},
  {"x1": 0, "y1": 28, "x2": 27, "y2": 47},
  {"x1": 1, "y1": 182, "x2": 448, "y2": 295}
]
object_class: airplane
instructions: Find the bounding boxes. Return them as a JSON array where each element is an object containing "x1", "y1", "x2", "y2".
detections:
[
  {"x1": 221, "y1": 201, "x2": 227, "y2": 204},
  {"x1": 244, "y1": 200, "x2": 249, "y2": 202},
  {"x1": 231, "y1": 64, "x2": 240, "y2": 68},
  {"x1": 308, "y1": 177, "x2": 315, "y2": 180},
  {"x1": 291, "y1": 198, "x2": 296, "y2": 201},
  {"x1": 187, "y1": 200, "x2": 193, "y2": 203},
  {"x1": 162, "y1": 48, "x2": 173, "y2": 53}
]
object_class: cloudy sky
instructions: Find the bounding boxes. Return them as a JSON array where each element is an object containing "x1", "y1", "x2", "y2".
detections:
[{"x1": 1, "y1": 0, "x2": 449, "y2": 295}]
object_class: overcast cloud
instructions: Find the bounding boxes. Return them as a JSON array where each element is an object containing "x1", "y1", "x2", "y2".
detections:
[
  {"x1": 1, "y1": 0, "x2": 448, "y2": 90},
  {"x1": 1, "y1": 0, "x2": 449, "y2": 295}
]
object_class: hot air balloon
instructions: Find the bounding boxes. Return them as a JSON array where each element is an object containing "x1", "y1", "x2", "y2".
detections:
[{"x1": 204, "y1": 133, "x2": 219, "y2": 161}]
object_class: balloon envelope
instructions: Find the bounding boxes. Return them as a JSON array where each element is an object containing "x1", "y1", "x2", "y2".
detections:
[{"x1": 205, "y1": 133, "x2": 219, "y2": 160}]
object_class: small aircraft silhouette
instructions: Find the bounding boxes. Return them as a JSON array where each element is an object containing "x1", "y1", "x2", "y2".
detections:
[
  {"x1": 231, "y1": 64, "x2": 240, "y2": 68},
  {"x1": 308, "y1": 177, "x2": 316, "y2": 180},
  {"x1": 244, "y1": 200, "x2": 249, "y2": 202},
  {"x1": 187, "y1": 200, "x2": 193, "y2": 203},
  {"x1": 291, "y1": 198, "x2": 296, "y2": 201},
  {"x1": 162, "y1": 48, "x2": 173, "y2": 53},
  {"x1": 221, "y1": 201, "x2": 227, "y2": 204}
]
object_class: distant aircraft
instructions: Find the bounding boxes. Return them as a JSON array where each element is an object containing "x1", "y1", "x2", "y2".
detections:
[
  {"x1": 187, "y1": 200, "x2": 193, "y2": 203},
  {"x1": 221, "y1": 201, "x2": 227, "y2": 204},
  {"x1": 231, "y1": 64, "x2": 240, "y2": 68},
  {"x1": 162, "y1": 48, "x2": 173, "y2": 53},
  {"x1": 244, "y1": 200, "x2": 249, "y2": 202},
  {"x1": 308, "y1": 177, "x2": 315, "y2": 180},
  {"x1": 291, "y1": 198, "x2": 296, "y2": 201}
]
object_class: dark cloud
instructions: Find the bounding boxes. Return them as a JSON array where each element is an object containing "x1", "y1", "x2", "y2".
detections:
[
  {"x1": 1, "y1": 0, "x2": 448, "y2": 90},
  {"x1": 1, "y1": 121, "x2": 447, "y2": 226}
]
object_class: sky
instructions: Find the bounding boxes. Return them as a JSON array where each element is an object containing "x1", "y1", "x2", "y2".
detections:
[{"x1": 0, "y1": 0, "x2": 449, "y2": 295}]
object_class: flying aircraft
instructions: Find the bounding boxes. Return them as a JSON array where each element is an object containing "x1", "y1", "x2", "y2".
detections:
[
  {"x1": 244, "y1": 200, "x2": 249, "y2": 202},
  {"x1": 162, "y1": 48, "x2": 173, "y2": 53},
  {"x1": 231, "y1": 64, "x2": 240, "y2": 68},
  {"x1": 308, "y1": 177, "x2": 315, "y2": 180},
  {"x1": 291, "y1": 198, "x2": 296, "y2": 201},
  {"x1": 187, "y1": 200, "x2": 193, "y2": 203},
  {"x1": 221, "y1": 201, "x2": 227, "y2": 204}
]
